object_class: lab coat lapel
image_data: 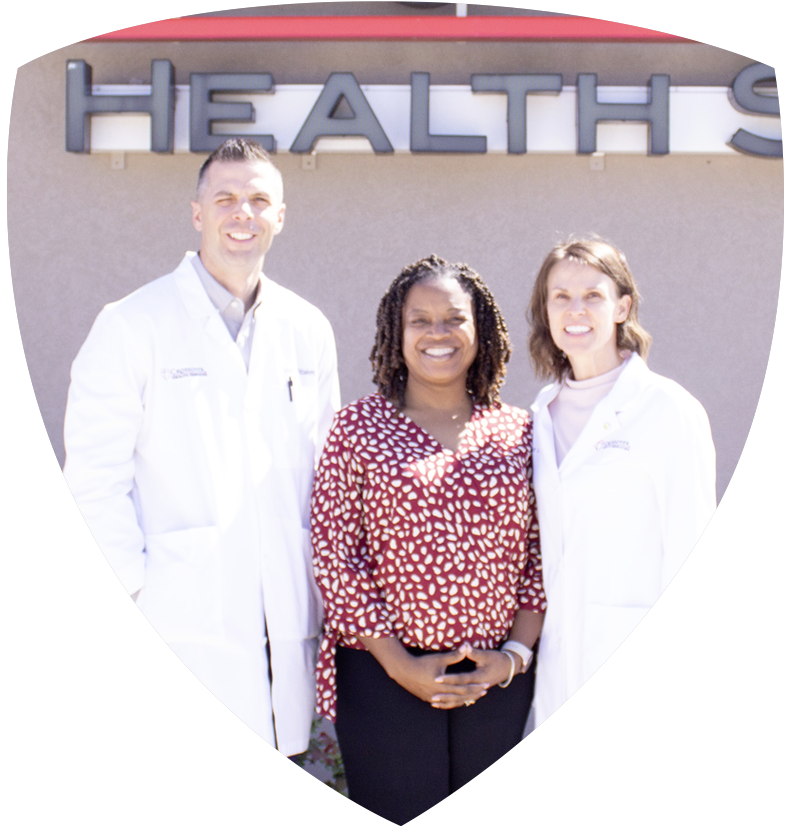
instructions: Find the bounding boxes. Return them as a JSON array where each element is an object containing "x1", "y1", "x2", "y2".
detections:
[
  {"x1": 531, "y1": 382, "x2": 562, "y2": 482},
  {"x1": 171, "y1": 255, "x2": 249, "y2": 502},
  {"x1": 245, "y1": 278, "x2": 304, "y2": 511},
  {"x1": 172, "y1": 254, "x2": 246, "y2": 357},
  {"x1": 530, "y1": 383, "x2": 565, "y2": 590},
  {"x1": 556, "y1": 354, "x2": 649, "y2": 478},
  {"x1": 245, "y1": 280, "x2": 284, "y2": 488},
  {"x1": 558, "y1": 401, "x2": 622, "y2": 477}
]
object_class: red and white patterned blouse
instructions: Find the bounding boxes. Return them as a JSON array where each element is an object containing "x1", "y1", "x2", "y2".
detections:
[{"x1": 311, "y1": 393, "x2": 546, "y2": 721}]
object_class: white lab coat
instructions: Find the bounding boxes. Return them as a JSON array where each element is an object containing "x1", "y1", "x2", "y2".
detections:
[
  {"x1": 64, "y1": 253, "x2": 340, "y2": 754},
  {"x1": 530, "y1": 353, "x2": 716, "y2": 726}
]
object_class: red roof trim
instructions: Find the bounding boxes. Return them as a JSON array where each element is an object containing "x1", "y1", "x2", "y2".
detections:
[{"x1": 87, "y1": 16, "x2": 690, "y2": 43}]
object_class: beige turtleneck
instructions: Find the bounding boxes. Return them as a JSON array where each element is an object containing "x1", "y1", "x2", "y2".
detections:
[{"x1": 548, "y1": 356, "x2": 630, "y2": 464}]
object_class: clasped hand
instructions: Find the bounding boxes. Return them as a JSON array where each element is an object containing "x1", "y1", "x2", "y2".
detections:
[{"x1": 392, "y1": 643, "x2": 513, "y2": 709}]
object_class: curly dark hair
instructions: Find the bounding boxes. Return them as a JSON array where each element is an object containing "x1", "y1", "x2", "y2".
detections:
[{"x1": 370, "y1": 254, "x2": 512, "y2": 408}]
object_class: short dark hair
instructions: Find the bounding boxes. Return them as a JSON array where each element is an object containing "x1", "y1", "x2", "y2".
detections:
[
  {"x1": 370, "y1": 254, "x2": 512, "y2": 408},
  {"x1": 527, "y1": 235, "x2": 652, "y2": 382},
  {"x1": 195, "y1": 137, "x2": 282, "y2": 199}
]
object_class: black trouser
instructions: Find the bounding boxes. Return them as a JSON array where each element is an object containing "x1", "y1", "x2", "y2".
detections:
[{"x1": 335, "y1": 645, "x2": 535, "y2": 826}]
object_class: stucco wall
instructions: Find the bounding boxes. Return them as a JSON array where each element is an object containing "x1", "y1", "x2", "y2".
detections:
[{"x1": 8, "y1": 38, "x2": 783, "y2": 501}]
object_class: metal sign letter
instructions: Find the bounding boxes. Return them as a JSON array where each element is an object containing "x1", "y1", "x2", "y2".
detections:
[
  {"x1": 728, "y1": 64, "x2": 782, "y2": 158},
  {"x1": 577, "y1": 73, "x2": 670, "y2": 155},
  {"x1": 66, "y1": 60, "x2": 175, "y2": 153},
  {"x1": 410, "y1": 72, "x2": 486, "y2": 153},
  {"x1": 189, "y1": 74, "x2": 275, "y2": 153},
  {"x1": 471, "y1": 74, "x2": 562, "y2": 154},
  {"x1": 290, "y1": 73, "x2": 393, "y2": 153}
]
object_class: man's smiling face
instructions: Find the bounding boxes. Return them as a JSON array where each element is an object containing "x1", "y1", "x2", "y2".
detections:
[{"x1": 191, "y1": 159, "x2": 285, "y2": 280}]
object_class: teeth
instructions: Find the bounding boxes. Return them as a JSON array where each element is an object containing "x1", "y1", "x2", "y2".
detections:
[
  {"x1": 565, "y1": 326, "x2": 591, "y2": 334},
  {"x1": 229, "y1": 232, "x2": 254, "y2": 240},
  {"x1": 424, "y1": 348, "x2": 454, "y2": 357}
]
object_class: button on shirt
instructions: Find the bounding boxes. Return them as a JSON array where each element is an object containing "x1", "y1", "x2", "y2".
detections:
[{"x1": 192, "y1": 253, "x2": 261, "y2": 372}]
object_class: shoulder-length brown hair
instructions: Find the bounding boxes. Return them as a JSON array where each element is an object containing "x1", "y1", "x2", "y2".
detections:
[{"x1": 527, "y1": 236, "x2": 652, "y2": 382}]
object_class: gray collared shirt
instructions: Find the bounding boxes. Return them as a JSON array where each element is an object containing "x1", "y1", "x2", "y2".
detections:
[{"x1": 192, "y1": 253, "x2": 261, "y2": 372}]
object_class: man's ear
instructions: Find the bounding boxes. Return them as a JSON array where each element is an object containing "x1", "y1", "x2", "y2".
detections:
[
  {"x1": 191, "y1": 201, "x2": 202, "y2": 232},
  {"x1": 273, "y1": 203, "x2": 286, "y2": 236}
]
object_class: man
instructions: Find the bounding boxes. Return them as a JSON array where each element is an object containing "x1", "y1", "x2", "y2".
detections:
[{"x1": 63, "y1": 138, "x2": 340, "y2": 755}]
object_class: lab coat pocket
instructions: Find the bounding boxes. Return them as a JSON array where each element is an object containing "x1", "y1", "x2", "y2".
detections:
[{"x1": 138, "y1": 525, "x2": 222, "y2": 642}]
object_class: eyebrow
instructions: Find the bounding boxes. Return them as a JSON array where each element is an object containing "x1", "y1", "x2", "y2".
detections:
[
  {"x1": 212, "y1": 189, "x2": 273, "y2": 199},
  {"x1": 405, "y1": 305, "x2": 469, "y2": 314}
]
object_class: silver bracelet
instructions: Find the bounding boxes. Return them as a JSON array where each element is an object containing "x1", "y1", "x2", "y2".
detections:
[
  {"x1": 501, "y1": 640, "x2": 534, "y2": 673},
  {"x1": 498, "y1": 649, "x2": 516, "y2": 688}
]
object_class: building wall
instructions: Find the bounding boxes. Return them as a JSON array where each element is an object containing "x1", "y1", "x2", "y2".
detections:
[{"x1": 8, "y1": 36, "x2": 783, "y2": 500}]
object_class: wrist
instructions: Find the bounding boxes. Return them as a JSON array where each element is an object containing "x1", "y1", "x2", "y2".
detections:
[
  {"x1": 501, "y1": 639, "x2": 534, "y2": 673},
  {"x1": 498, "y1": 649, "x2": 517, "y2": 688},
  {"x1": 378, "y1": 643, "x2": 415, "y2": 682},
  {"x1": 358, "y1": 635, "x2": 411, "y2": 680}
]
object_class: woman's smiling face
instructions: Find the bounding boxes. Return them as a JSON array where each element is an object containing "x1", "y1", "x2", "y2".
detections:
[
  {"x1": 546, "y1": 258, "x2": 632, "y2": 379},
  {"x1": 401, "y1": 275, "x2": 479, "y2": 393}
]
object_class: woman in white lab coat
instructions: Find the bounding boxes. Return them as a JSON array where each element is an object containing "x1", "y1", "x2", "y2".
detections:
[{"x1": 527, "y1": 236, "x2": 716, "y2": 727}]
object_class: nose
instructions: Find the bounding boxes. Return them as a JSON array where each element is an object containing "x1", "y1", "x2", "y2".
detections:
[
  {"x1": 426, "y1": 321, "x2": 451, "y2": 337},
  {"x1": 233, "y1": 200, "x2": 254, "y2": 219},
  {"x1": 568, "y1": 295, "x2": 585, "y2": 315}
]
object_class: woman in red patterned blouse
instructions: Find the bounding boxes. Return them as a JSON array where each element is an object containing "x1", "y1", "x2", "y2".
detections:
[{"x1": 311, "y1": 255, "x2": 546, "y2": 824}]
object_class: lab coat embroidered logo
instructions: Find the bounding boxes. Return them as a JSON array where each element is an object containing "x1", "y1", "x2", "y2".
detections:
[
  {"x1": 160, "y1": 367, "x2": 208, "y2": 380},
  {"x1": 595, "y1": 439, "x2": 630, "y2": 451}
]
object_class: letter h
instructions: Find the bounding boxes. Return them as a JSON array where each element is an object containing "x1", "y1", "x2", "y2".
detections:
[
  {"x1": 66, "y1": 59, "x2": 175, "y2": 153},
  {"x1": 577, "y1": 73, "x2": 669, "y2": 155}
]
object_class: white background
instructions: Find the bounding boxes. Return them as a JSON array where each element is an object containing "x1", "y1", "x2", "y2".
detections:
[{"x1": 1, "y1": 1, "x2": 788, "y2": 830}]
